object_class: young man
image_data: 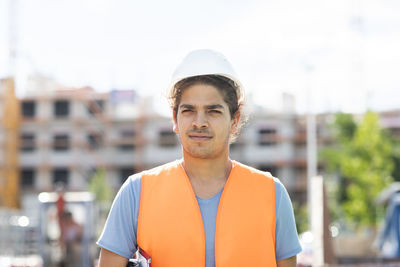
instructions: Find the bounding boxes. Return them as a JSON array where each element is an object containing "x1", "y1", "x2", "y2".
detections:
[{"x1": 97, "y1": 50, "x2": 301, "y2": 267}]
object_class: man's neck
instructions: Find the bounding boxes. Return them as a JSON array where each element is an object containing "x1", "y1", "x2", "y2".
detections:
[
  {"x1": 181, "y1": 156, "x2": 232, "y2": 199},
  {"x1": 181, "y1": 156, "x2": 231, "y2": 182}
]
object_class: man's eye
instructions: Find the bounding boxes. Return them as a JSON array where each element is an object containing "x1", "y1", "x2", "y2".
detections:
[
  {"x1": 182, "y1": 109, "x2": 192, "y2": 113},
  {"x1": 209, "y1": 110, "x2": 222, "y2": 114}
]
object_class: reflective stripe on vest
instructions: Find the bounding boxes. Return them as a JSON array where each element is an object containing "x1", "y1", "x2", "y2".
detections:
[{"x1": 137, "y1": 160, "x2": 276, "y2": 267}]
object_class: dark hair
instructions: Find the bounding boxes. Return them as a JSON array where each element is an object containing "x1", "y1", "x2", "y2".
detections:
[{"x1": 168, "y1": 75, "x2": 246, "y2": 141}]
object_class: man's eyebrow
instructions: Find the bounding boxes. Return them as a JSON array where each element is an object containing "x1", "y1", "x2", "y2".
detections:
[
  {"x1": 206, "y1": 104, "x2": 225, "y2": 110},
  {"x1": 179, "y1": 104, "x2": 195, "y2": 109},
  {"x1": 178, "y1": 104, "x2": 225, "y2": 109}
]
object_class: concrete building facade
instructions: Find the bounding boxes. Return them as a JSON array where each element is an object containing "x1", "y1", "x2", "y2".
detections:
[
  {"x1": 3, "y1": 77, "x2": 399, "y2": 209},
  {"x1": 15, "y1": 84, "x2": 313, "y2": 205}
]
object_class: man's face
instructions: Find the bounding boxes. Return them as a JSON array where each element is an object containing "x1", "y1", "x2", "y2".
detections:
[{"x1": 173, "y1": 83, "x2": 239, "y2": 160}]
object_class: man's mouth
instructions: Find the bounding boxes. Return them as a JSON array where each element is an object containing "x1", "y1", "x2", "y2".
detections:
[{"x1": 188, "y1": 133, "x2": 212, "y2": 141}]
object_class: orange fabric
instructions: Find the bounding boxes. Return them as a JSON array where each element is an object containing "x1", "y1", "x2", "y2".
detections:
[
  {"x1": 137, "y1": 160, "x2": 276, "y2": 267},
  {"x1": 215, "y1": 161, "x2": 276, "y2": 266},
  {"x1": 137, "y1": 161, "x2": 205, "y2": 267}
]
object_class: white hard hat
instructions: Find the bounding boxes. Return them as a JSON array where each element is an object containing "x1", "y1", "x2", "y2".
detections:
[{"x1": 170, "y1": 49, "x2": 243, "y2": 91}]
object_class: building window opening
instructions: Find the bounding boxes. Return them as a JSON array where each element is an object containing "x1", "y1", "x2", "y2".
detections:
[
  {"x1": 20, "y1": 133, "x2": 36, "y2": 151},
  {"x1": 52, "y1": 168, "x2": 69, "y2": 186},
  {"x1": 54, "y1": 100, "x2": 70, "y2": 117},
  {"x1": 158, "y1": 129, "x2": 177, "y2": 147},
  {"x1": 21, "y1": 101, "x2": 36, "y2": 118},
  {"x1": 258, "y1": 128, "x2": 277, "y2": 146},
  {"x1": 118, "y1": 130, "x2": 135, "y2": 151},
  {"x1": 21, "y1": 169, "x2": 35, "y2": 188},
  {"x1": 53, "y1": 134, "x2": 70, "y2": 151}
]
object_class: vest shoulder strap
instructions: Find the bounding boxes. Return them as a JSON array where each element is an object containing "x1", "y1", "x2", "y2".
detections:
[{"x1": 137, "y1": 160, "x2": 205, "y2": 267}]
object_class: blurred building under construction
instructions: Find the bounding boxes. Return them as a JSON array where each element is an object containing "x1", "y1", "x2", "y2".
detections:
[{"x1": 1, "y1": 75, "x2": 400, "y2": 211}]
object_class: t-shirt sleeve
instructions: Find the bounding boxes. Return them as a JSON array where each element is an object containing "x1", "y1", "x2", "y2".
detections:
[
  {"x1": 96, "y1": 174, "x2": 141, "y2": 259},
  {"x1": 274, "y1": 178, "x2": 302, "y2": 260}
]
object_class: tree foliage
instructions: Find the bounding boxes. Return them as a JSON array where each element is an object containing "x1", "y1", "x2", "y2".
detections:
[
  {"x1": 321, "y1": 111, "x2": 394, "y2": 227},
  {"x1": 389, "y1": 136, "x2": 400, "y2": 182},
  {"x1": 293, "y1": 202, "x2": 308, "y2": 234},
  {"x1": 88, "y1": 169, "x2": 113, "y2": 203}
]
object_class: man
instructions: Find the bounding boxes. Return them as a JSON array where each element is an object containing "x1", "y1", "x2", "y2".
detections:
[{"x1": 97, "y1": 49, "x2": 301, "y2": 267}]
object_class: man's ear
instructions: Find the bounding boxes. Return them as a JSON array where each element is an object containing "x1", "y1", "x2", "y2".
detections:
[
  {"x1": 173, "y1": 124, "x2": 178, "y2": 133},
  {"x1": 173, "y1": 110, "x2": 179, "y2": 133},
  {"x1": 230, "y1": 110, "x2": 241, "y2": 134}
]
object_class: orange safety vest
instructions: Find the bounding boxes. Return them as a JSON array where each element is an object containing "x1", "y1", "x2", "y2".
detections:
[{"x1": 137, "y1": 160, "x2": 276, "y2": 267}]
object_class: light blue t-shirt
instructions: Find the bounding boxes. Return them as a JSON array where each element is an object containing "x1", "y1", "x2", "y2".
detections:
[{"x1": 97, "y1": 172, "x2": 302, "y2": 265}]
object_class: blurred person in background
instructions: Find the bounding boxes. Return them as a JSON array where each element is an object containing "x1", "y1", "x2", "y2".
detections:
[
  {"x1": 59, "y1": 210, "x2": 83, "y2": 267},
  {"x1": 97, "y1": 49, "x2": 301, "y2": 267}
]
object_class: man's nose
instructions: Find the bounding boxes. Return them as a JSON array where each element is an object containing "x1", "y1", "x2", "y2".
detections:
[{"x1": 192, "y1": 112, "x2": 208, "y2": 128}]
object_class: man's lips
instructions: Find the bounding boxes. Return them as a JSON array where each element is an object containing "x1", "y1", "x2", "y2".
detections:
[{"x1": 188, "y1": 133, "x2": 212, "y2": 140}]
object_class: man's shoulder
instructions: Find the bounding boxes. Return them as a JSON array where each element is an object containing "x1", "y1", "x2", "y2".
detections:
[
  {"x1": 233, "y1": 160, "x2": 274, "y2": 179},
  {"x1": 141, "y1": 160, "x2": 182, "y2": 177},
  {"x1": 233, "y1": 161, "x2": 286, "y2": 190}
]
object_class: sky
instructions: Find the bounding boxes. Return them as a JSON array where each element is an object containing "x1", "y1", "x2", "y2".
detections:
[{"x1": 0, "y1": 0, "x2": 399, "y2": 115}]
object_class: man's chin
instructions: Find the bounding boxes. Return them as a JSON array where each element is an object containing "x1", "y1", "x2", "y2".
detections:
[{"x1": 184, "y1": 149, "x2": 225, "y2": 160}]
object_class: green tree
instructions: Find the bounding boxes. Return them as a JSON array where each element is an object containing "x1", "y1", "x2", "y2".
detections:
[
  {"x1": 389, "y1": 136, "x2": 400, "y2": 182},
  {"x1": 321, "y1": 113, "x2": 356, "y2": 206},
  {"x1": 88, "y1": 169, "x2": 114, "y2": 237},
  {"x1": 321, "y1": 111, "x2": 394, "y2": 228},
  {"x1": 88, "y1": 169, "x2": 113, "y2": 203},
  {"x1": 293, "y1": 202, "x2": 308, "y2": 234},
  {"x1": 334, "y1": 112, "x2": 357, "y2": 143}
]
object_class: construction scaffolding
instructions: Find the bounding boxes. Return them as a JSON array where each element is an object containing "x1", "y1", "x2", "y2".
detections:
[{"x1": 0, "y1": 77, "x2": 21, "y2": 208}]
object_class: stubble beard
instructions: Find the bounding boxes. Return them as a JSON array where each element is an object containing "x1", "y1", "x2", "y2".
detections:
[{"x1": 180, "y1": 134, "x2": 230, "y2": 160}]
